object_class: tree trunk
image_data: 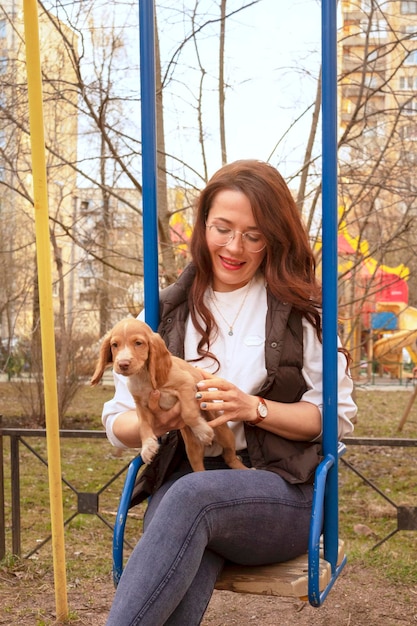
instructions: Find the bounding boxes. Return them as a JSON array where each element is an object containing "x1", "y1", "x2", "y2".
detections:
[
  {"x1": 219, "y1": 0, "x2": 227, "y2": 165},
  {"x1": 155, "y1": 14, "x2": 178, "y2": 285}
]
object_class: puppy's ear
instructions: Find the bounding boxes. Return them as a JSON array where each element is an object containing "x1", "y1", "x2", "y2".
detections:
[
  {"x1": 148, "y1": 332, "x2": 172, "y2": 389},
  {"x1": 90, "y1": 334, "x2": 113, "y2": 386}
]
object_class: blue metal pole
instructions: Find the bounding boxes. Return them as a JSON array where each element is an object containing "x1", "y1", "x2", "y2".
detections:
[
  {"x1": 112, "y1": 455, "x2": 145, "y2": 587},
  {"x1": 321, "y1": 0, "x2": 339, "y2": 571},
  {"x1": 139, "y1": 0, "x2": 159, "y2": 330}
]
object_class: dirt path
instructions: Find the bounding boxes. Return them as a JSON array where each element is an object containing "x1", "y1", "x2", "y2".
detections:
[
  {"x1": 204, "y1": 565, "x2": 417, "y2": 625},
  {"x1": 1, "y1": 562, "x2": 416, "y2": 625}
]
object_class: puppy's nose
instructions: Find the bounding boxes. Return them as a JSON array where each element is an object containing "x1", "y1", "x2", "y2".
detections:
[{"x1": 117, "y1": 359, "x2": 131, "y2": 371}]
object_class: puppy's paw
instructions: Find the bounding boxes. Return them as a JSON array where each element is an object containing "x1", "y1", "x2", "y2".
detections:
[
  {"x1": 141, "y1": 437, "x2": 160, "y2": 464},
  {"x1": 192, "y1": 420, "x2": 215, "y2": 445}
]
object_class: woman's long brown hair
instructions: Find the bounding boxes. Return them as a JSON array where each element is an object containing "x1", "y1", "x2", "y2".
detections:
[{"x1": 188, "y1": 159, "x2": 350, "y2": 367}]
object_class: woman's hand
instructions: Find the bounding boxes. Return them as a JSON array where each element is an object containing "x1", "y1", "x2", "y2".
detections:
[
  {"x1": 147, "y1": 390, "x2": 184, "y2": 436},
  {"x1": 112, "y1": 392, "x2": 184, "y2": 448},
  {"x1": 194, "y1": 374, "x2": 258, "y2": 429},
  {"x1": 195, "y1": 372, "x2": 322, "y2": 440}
]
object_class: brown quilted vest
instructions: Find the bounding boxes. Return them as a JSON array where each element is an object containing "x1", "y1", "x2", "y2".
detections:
[{"x1": 157, "y1": 263, "x2": 322, "y2": 485}]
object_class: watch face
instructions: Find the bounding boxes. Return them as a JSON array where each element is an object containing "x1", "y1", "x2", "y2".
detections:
[{"x1": 258, "y1": 402, "x2": 268, "y2": 418}]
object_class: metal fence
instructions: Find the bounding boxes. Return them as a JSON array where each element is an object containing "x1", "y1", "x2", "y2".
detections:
[
  {"x1": 0, "y1": 427, "x2": 416, "y2": 560},
  {"x1": 342, "y1": 436, "x2": 417, "y2": 549},
  {"x1": 0, "y1": 426, "x2": 136, "y2": 559}
]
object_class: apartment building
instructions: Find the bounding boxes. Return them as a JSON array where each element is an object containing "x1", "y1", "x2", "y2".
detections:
[
  {"x1": 73, "y1": 186, "x2": 194, "y2": 335},
  {"x1": 0, "y1": 2, "x2": 78, "y2": 345},
  {"x1": 338, "y1": 1, "x2": 417, "y2": 363},
  {"x1": 339, "y1": 0, "x2": 417, "y2": 224}
]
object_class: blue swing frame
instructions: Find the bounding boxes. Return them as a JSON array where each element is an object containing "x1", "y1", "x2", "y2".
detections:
[{"x1": 113, "y1": 0, "x2": 345, "y2": 607}]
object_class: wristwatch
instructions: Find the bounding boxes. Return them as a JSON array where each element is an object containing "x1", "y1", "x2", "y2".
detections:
[{"x1": 248, "y1": 397, "x2": 268, "y2": 426}]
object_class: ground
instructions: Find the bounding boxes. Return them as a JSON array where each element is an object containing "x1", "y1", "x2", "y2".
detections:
[
  {"x1": 1, "y1": 562, "x2": 416, "y2": 625},
  {"x1": 1, "y1": 383, "x2": 416, "y2": 623}
]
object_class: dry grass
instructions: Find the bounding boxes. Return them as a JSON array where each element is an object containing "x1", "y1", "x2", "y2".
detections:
[
  {"x1": 340, "y1": 386, "x2": 417, "y2": 582},
  {"x1": 0, "y1": 382, "x2": 416, "y2": 624},
  {"x1": 0, "y1": 380, "x2": 115, "y2": 429}
]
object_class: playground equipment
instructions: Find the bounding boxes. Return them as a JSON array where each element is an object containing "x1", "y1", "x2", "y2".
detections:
[
  {"x1": 336, "y1": 216, "x2": 416, "y2": 378},
  {"x1": 372, "y1": 303, "x2": 417, "y2": 378},
  {"x1": 23, "y1": 0, "x2": 68, "y2": 619},
  {"x1": 113, "y1": 0, "x2": 346, "y2": 610},
  {"x1": 22, "y1": 0, "x2": 353, "y2": 617}
]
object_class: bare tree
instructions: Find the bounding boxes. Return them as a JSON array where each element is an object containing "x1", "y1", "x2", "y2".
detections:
[
  {"x1": 335, "y1": 0, "x2": 417, "y2": 374},
  {"x1": 219, "y1": 0, "x2": 227, "y2": 165},
  {"x1": 4, "y1": 0, "x2": 417, "y2": 398}
]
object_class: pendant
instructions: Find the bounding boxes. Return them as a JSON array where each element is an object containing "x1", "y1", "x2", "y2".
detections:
[{"x1": 228, "y1": 328, "x2": 233, "y2": 336}]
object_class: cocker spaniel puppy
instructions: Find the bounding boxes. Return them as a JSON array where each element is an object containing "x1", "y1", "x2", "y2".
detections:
[{"x1": 91, "y1": 318, "x2": 247, "y2": 471}]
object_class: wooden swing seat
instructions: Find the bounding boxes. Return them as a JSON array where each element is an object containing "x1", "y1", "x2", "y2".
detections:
[
  {"x1": 215, "y1": 539, "x2": 345, "y2": 599},
  {"x1": 113, "y1": 446, "x2": 347, "y2": 606}
]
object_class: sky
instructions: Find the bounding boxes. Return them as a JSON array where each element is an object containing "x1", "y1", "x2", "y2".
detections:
[
  {"x1": 46, "y1": 0, "x2": 323, "y2": 184},
  {"x1": 157, "y1": 0, "x2": 323, "y2": 181},
  {"x1": 227, "y1": 0, "x2": 321, "y2": 168}
]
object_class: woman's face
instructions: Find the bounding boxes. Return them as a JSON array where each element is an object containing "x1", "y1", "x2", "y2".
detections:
[{"x1": 205, "y1": 189, "x2": 266, "y2": 292}]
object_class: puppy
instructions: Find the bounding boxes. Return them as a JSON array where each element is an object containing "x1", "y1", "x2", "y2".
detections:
[{"x1": 91, "y1": 317, "x2": 247, "y2": 472}]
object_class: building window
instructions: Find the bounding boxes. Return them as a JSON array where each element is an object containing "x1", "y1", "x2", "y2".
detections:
[
  {"x1": 401, "y1": 1, "x2": 417, "y2": 14},
  {"x1": 403, "y1": 99, "x2": 417, "y2": 115},
  {"x1": 402, "y1": 25, "x2": 417, "y2": 40},
  {"x1": 400, "y1": 149, "x2": 417, "y2": 163},
  {"x1": 364, "y1": 74, "x2": 379, "y2": 88},
  {"x1": 361, "y1": 18, "x2": 388, "y2": 39},
  {"x1": 0, "y1": 19, "x2": 6, "y2": 39},
  {"x1": 80, "y1": 199, "x2": 90, "y2": 214},
  {"x1": 399, "y1": 76, "x2": 417, "y2": 90},
  {"x1": 81, "y1": 277, "x2": 94, "y2": 290},
  {"x1": 400, "y1": 124, "x2": 417, "y2": 140},
  {"x1": 404, "y1": 50, "x2": 417, "y2": 65}
]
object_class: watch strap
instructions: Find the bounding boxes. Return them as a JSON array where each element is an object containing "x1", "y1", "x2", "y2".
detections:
[{"x1": 247, "y1": 397, "x2": 267, "y2": 427}]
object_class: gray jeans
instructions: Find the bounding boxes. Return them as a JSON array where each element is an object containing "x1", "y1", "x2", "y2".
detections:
[{"x1": 106, "y1": 463, "x2": 313, "y2": 626}]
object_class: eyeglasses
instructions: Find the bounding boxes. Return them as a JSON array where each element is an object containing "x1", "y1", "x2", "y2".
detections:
[{"x1": 206, "y1": 223, "x2": 266, "y2": 253}]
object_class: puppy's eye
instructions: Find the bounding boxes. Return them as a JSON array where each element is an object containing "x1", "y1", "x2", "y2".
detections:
[
  {"x1": 111, "y1": 341, "x2": 118, "y2": 348},
  {"x1": 135, "y1": 340, "x2": 143, "y2": 346}
]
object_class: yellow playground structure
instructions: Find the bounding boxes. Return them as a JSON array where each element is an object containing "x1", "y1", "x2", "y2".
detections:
[
  {"x1": 372, "y1": 304, "x2": 417, "y2": 377},
  {"x1": 328, "y1": 215, "x2": 417, "y2": 380}
]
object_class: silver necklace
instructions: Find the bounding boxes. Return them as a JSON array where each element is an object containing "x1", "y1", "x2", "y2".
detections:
[{"x1": 209, "y1": 279, "x2": 253, "y2": 336}]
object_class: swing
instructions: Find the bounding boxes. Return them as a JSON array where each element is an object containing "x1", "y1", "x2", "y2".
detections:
[
  {"x1": 112, "y1": 445, "x2": 347, "y2": 604},
  {"x1": 112, "y1": 0, "x2": 345, "y2": 609}
]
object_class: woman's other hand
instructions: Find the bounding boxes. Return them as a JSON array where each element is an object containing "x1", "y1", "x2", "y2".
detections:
[
  {"x1": 111, "y1": 392, "x2": 183, "y2": 448},
  {"x1": 147, "y1": 390, "x2": 184, "y2": 437},
  {"x1": 194, "y1": 376, "x2": 257, "y2": 428}
]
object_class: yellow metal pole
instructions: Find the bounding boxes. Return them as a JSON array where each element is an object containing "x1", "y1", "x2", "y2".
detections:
[{"x1": 22, "y1": 0, "x2": 68, "y2": 620}]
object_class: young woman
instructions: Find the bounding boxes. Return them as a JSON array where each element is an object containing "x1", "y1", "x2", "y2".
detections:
[{"x1": 103, "y1": 160, "x2": 357, "y2": 625}]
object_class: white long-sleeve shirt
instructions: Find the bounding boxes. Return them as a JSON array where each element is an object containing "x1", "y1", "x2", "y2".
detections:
[{"x1": 102, "y1": 276, "x2": 356, "y2": 450}]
